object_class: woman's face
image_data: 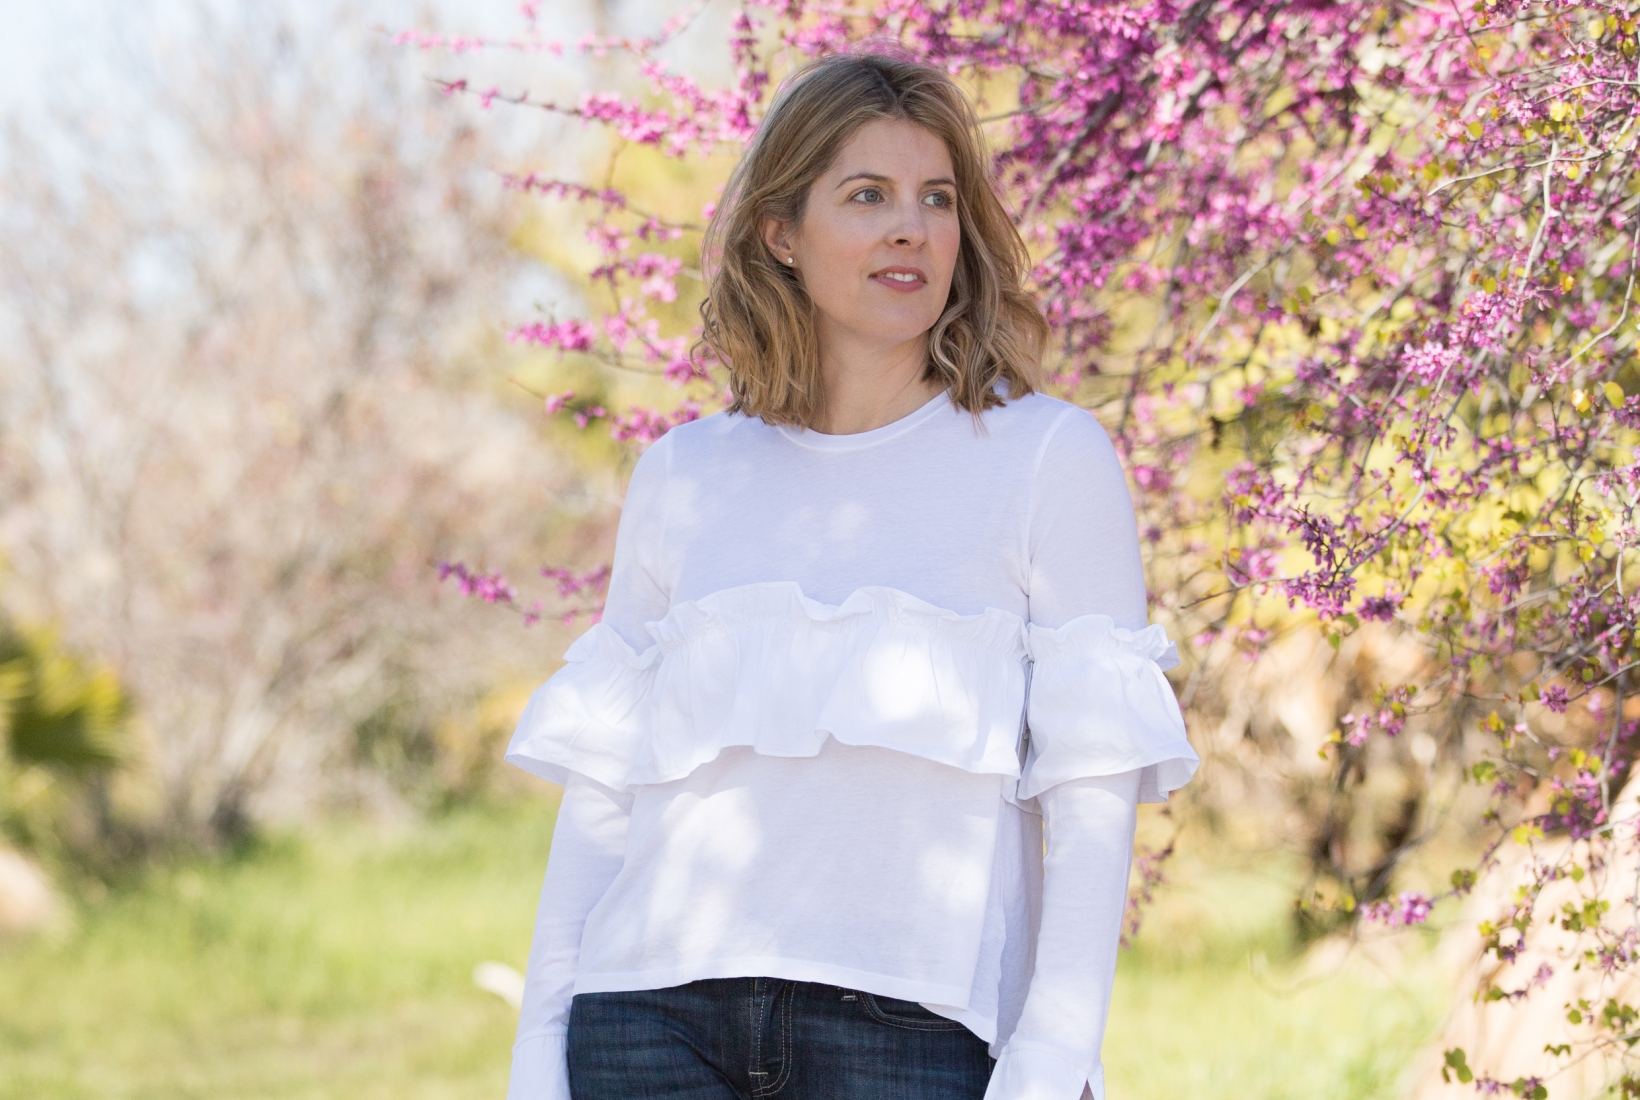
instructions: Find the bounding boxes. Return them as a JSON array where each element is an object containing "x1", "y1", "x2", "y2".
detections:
[{"x1": 765, "y1": 118, "x2": 961, "y2": 354}]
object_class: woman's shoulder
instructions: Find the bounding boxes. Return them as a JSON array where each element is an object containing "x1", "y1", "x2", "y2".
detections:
[
  {"x1": 982, "y1": 390, "x2": 1117, "y2": 459},
  {"x1": 655, "y1": 408, "x2": 771, "y2": 458},
  {"x1": 630, "y1": 410, "x2": 762, "y2": 484}
]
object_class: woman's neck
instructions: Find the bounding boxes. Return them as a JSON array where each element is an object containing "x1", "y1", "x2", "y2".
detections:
[{"x1": 812, "y1": 332, "x2": 945, "y2": 435}]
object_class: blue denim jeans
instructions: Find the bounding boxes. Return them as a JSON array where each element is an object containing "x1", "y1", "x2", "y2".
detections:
[{"x1": 567, "y1": 977, "x2": 995, "y2": 1099}]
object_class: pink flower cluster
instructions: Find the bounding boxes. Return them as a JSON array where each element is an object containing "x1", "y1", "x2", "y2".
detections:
[
  {"x1": 438, "y1": 560, "x2": 609, "y2": 628},
  {"x1": 1362, "y1": 891, "x2": 1434, "y2": 928},
  {"x1": 541, "y1": 565, "x2": 611, "y2": 601},
  {"x1": 437, "y1": 561, "x2": 516, "y2": 604},
  {"x1": 610, "y1": 401, "x2": 701, "y2": 445}
]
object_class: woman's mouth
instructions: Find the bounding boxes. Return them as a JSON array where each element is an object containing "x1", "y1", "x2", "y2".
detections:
[{"x1": 870, "y1": 267, "x2": 927, "y2": 292}]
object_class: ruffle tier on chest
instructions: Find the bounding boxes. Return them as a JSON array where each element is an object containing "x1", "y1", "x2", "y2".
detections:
[{"x1": 505, "y1": 581, "x2": 1199, "y2": 805}]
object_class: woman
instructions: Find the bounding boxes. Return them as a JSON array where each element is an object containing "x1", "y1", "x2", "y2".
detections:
[{"x1": 503, "y1": 48, "x2": 1199, "y2": 1100}]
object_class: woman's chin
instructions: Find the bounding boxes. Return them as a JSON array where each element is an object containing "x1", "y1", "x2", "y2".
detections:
[{"x1": 819, "y1": 311, "x2": 942, "y2": 348}]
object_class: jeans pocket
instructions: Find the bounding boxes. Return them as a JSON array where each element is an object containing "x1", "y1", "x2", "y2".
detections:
[{"x1": 859, "y1": 992, "x2": 969, "y2": 1032}]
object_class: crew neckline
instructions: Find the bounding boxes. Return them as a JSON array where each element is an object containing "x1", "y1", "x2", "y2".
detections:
[{"x1": 775, "y1": 388, "x2": 952, "y2": 451}]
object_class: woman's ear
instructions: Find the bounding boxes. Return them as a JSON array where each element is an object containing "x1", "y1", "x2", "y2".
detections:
[{"x1": 761, "y1": 216, "x2": 793, "y2": 266}]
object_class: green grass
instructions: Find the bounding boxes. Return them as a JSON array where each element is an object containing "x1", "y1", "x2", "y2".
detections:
[
  {"x1": 1105, "y1": 848, "x2": 1447, "y2": 1100},
  {"x1": 0, "y1": 802, "x2": 1446, "y2": 1099},
  {"x1": 0, "y1": 799, "x2": 560, "y2": 1100}
]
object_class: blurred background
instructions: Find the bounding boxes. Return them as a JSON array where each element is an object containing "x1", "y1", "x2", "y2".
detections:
[{"x1": 0, "y1": 2, "x2": 1497, "y2": 1097}]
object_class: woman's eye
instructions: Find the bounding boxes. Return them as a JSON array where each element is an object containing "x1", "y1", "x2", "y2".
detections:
[{"x1": 850, "y1": 188, "x2": 952, "y2": 207}]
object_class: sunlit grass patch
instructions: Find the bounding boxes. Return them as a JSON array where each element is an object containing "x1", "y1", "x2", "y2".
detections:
[
  {"x1": 1105, "y1": 847, "x2": 1447, "y2": 1100},
  {"x1": 0, "y1": 798, "x2": 559, "y2": 1100}
]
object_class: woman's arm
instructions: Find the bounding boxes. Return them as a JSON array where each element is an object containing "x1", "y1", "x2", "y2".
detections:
[
  {"x1": 984, "y1": 769, "x2": 1139, "y2": 1100},
  {"x1": 989, "y1": 405, "x2": 1195, "y2": 1099},
  {"x1": 508, "y1": 773, "x2": 631, "y2": 1100},
  {"x1": 506, "y1": 434, "x2": 675, "y2": 1096}
]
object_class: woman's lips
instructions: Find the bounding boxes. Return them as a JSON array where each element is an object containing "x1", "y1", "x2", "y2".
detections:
[{"x1": 870, "y1": 271, "x2": 927, "y2": 292}]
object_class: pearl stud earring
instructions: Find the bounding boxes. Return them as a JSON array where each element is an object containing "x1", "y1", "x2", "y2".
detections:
[{"x1": 785, "y1": 257, "x2": 794, "y2": 264}]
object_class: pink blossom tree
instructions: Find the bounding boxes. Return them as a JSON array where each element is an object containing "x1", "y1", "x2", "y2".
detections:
[{"x1": 415, "y1": 3, "x2": 1640, "y2": 1093}]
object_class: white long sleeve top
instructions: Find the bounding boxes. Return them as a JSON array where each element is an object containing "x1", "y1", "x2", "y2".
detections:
[{"x1": 503, "y1": 387, "x2": 1199, "y2": 1100}]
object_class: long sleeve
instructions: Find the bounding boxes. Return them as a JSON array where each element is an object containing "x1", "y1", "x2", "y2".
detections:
[
  {"x1": 983, "y1": 769, "x2": 1139, "y2": 1100},
  {"x1": 506, "y1": 435, "x2": 674, "y2": 1097},
  {"x1": 508, "y1": 774, "x2": 632, "y2": 1100},
  {"x1": 1022, "y1": 407, "x2": 1149, "y2": 634},
  {"x1": 597, "y1": 434, "x2": 676, "y2": 649},
  {"x1": 505, "y1": 433, "x2": 677, "y2": 789},
  {"x1": 988, "y1": 406, "x2": 1196, "y2": 1100},
  {"x1": 1016, "y1": 408, "x2": 1196, "y2": 806}
]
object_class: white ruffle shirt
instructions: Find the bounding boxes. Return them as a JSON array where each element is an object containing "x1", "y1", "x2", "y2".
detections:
[{"x1": 504, "y1": 389, "x2": 1199, "y2": 1100}]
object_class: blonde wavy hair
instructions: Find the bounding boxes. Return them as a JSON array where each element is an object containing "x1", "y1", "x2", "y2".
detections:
[{"x1": 693, "y1": 49, "x2": 1049, "y2": 427}]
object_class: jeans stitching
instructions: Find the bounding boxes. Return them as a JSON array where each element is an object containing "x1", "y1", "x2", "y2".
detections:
[
  {"x1": 760, "y1": 981, "x2": 796, "y2": 1096},
  {"x1": 749, "y1": 979, "x2": 771, "y2": 1098},
  {"x1": 748, "y1": 978, "x2": 764, "y2": 1093},
  {"x1": 860, "y1": 992, "x2": 969, "y2": 1032}
]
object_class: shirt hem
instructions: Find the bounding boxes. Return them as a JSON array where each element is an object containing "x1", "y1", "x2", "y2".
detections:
[
  {"x1": 573, "y1": 956, "x2": 973, "y2": 1011},
  {"x1": 919, "y1": 1000, "x2": 999, "y2": 1045}
]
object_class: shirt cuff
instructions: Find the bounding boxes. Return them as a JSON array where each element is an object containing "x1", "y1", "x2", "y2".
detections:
[
  {"x1": 982, "y1": 1043, "x2": 1102, "y2": 1100},
  {"x1": 506, "y1": 1030, "x2": 570, "y2": 1100}
]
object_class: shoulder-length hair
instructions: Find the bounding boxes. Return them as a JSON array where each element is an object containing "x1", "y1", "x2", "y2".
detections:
[{"x1": 693, "y1": 48, "x2": 1049, "y2": 428}]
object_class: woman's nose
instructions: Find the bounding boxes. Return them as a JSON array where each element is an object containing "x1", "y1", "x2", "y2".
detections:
[{"x1": 889, "y1": 201, "x2": 927, "y2": 247}]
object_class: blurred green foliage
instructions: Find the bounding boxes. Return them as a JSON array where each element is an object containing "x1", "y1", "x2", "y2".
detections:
[
  {"x1": 0, "y1": 624, "x2": 127, "y2": 770},
  {"x1": 0, "y1": 622, "x2": 130, "y2": 866}
]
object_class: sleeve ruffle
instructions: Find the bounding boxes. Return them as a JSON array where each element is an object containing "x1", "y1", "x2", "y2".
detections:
[
  {"x1": 504, "y1": 584, "x2": 1199, "y2": 805},
  {"x1": 504, "y1": 625, "x2": 660, "y2": 791},
  {"x1": 1019, "y1": 615, "x2": 1199, "y2": 804}
]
